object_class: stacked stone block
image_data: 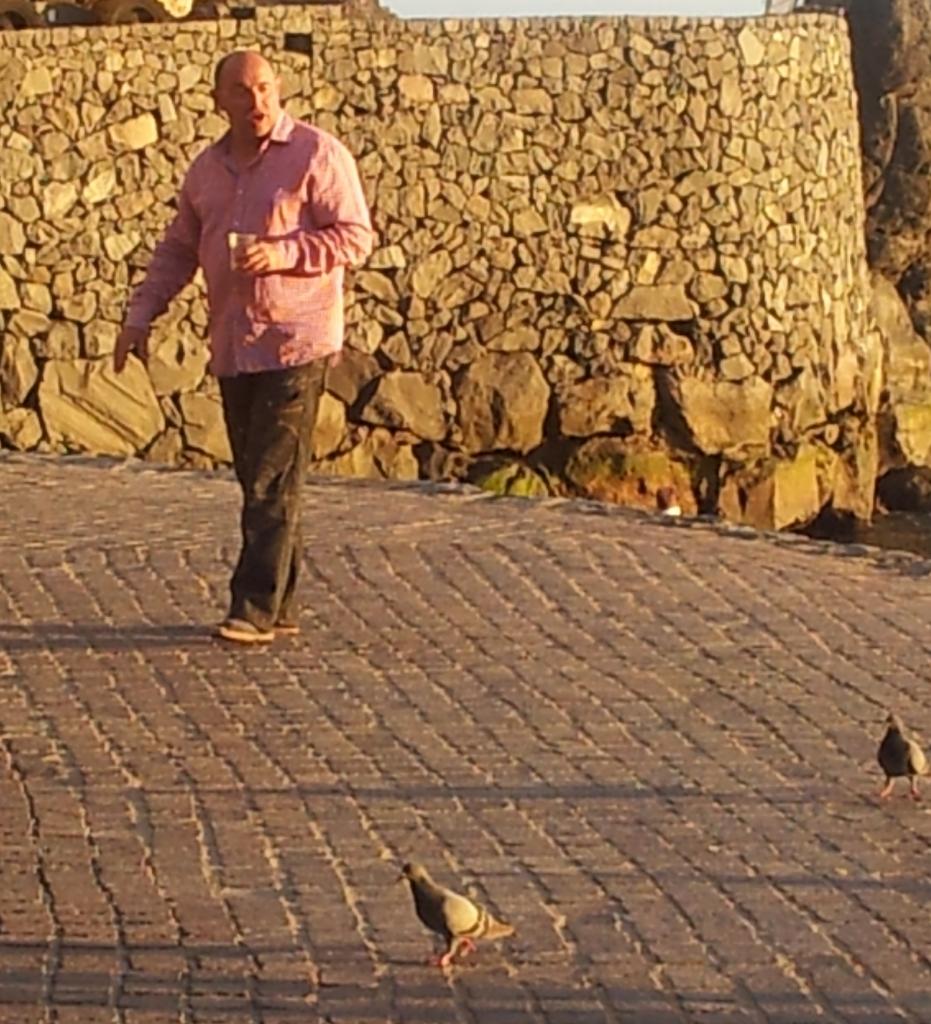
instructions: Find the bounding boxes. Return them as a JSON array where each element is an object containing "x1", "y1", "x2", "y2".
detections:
[{"x1": 0, "y1": 8, "x2": 881, "y2": 528}]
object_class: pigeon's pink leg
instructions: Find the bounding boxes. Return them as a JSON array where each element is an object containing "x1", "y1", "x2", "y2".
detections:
[
  {"x1": 433, "y1": 938, "x2": 473, "y2": 967},
  {"x1": 878, "y1": 777, "x2": 895, "y2": 799},
  {"x1": 910, "y1": 778, "x2": 922, "y2": 801}
]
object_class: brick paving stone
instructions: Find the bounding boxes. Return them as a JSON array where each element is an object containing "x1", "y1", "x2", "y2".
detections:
[{"x1": 2, "y1": 453, "x2": 931, "y2": 1022}]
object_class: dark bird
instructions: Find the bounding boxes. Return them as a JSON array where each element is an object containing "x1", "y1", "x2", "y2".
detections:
[
  {"x1": 878, "y1": 712, "x2": 928, "y2": 800},
  {"x1": 400, "y1": 861, "x2": 515, "y2": 967}
]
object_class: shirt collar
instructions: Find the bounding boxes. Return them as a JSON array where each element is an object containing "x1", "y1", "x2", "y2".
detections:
[{"x1": 268, "y1": 111, "x2": 295, "y2": 144}]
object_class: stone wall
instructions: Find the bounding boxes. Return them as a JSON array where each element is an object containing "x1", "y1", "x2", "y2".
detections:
[
  {"x1": 803, "y1": 0, "x2": 931, "y2": 513},
  {"x1": 0, "y1": 7, "x2": 882, "y2": 528}
]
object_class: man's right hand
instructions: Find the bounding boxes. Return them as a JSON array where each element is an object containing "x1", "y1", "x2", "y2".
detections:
[{"x1": 113, "y1": 325, "x2": 150, "y2": 373}]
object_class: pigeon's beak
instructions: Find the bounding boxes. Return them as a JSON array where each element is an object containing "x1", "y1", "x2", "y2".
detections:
[{"x1": 396, "y1": 871, "x2": 406, "y2": 884}]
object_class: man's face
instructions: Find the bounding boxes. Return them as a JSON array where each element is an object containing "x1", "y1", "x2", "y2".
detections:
[{"x1": 214, "y1": 54, "x2": 282, "y2": 141}]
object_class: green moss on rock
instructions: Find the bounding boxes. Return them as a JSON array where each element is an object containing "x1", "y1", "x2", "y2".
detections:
[
  {"x1": 565, "y1": 438, "x2": 696, "y2": 513},
  {"x1": 472, "y1": 461, "x2": 550, "y2": 498}
]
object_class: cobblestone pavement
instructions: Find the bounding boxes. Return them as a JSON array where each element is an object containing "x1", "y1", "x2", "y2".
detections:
[{"x1": 2, "y1": 454, "x2": 931, "y2": 1024}]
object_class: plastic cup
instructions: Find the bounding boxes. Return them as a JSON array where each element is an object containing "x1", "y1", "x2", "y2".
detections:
[{"x1": 228, "y1": 231, "x2": 258, "y2": 270}]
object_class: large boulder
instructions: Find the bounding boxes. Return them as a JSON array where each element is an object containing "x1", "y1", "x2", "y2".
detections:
[
  {"x1": 313, "y1": 427, "x2": 418, "y2": 480},
  {"x1": 776, "y1": 368, "x2": 829, "y2": 436},
  {"x1": 359, "y1": 370, "x2": 446, "y2": 441},
  {"x1": 454, "y1": 352, "x2": 550, "y2": 454},
  {"x1": 832, "y1": 426, "x2": 880, "y2": 523},
  {"x1": 718, "y1": 445, "x2": 826, "y2": 531},
  {"x1": 868, "y1": 89, "x2": 931, "y2": 276},
  {"x1": 311, "y1": 392, "x2": 347, "y2": 460},
  {"x1": 669, "y1": 376, "x2": 773, "y2": 456},
  {"x1": 178, "y1": 392, "x2": 231, "y2": 464},
  {"x1": 38, "y1": 358, "x2": 164, "y2": 456},
  {"x1": 871, "y1": 272, "x2": 931, "y2": 470},
  {"x1": 554, "y1": 365, "x2": 655, "y2": 437},
  {"x1": 829, "y1": 0, "x2": 931, "y2": 287},
  {"x1": 0, "y1": 336, "x2": 38, "y2": 407},
  {"x1": 0, "y1": 408, "x2": 42, "y2": 451},
  {"x1": 325, "y1": 348, "x2": 380, "y2": 407},
  {"x1": 872, "y1": 272, "x2": 931, "y2": 396},
  {"x1": 565, "y1": 439, "x2": 698, "y2": 515},
  {"x1": 147, "y1": 329, "x2": 210, "y2": 397},
  {"x1": 889, "y1": 402, "x2": 931, "y2": 466},
  {"x1": 145, "y1": 428, "x2": 184, "y2": 467}
]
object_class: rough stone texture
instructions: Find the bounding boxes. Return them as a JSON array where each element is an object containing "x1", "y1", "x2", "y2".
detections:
[
  {"x1": 38, "y1": 358, "x2": 164, "y2": 456},
  {"x1": 673, "y1": 377, "x2": 773, "y2": 456},
  {"x1": 147, "y1": 331, "x2": 211, "y2": 397},
  {"x1": 311, "y1": 390, "x2": 347, "y2": 460},
  {"x1": 719, "y1": 445, "x2": 825, "y2": 531},
  {"x1": 471, "y1": 459, "x2": 550, "y2": 498},
  {"x1": 833, "y1": 422, "x2": 880, "y2": 523},
  {"x1": 455, "y1": 352, "x2": 550, "y2": 454},
  {"x1": 555, "y1": 367, "x2": 655, "y2": 437},
  {"x1": 178, "y1": 391, "x2": 232, "y2": 463},
  {"x1": 316, "y1": 426, "x2": 419, "y2": 480},
  {"x1": 565, "y1": 439, "x2": 698, "y2": 514},
  {"x1": 806, "y1": 0, "x2": 931, "y2": 509},
  {"x1": 889, "y1": 402, "x2": 931, "y2": 467},
  {"x1": 871, "y1": 272, "x2": 931, "y2": 473},
  {"x1": 0, "y1": 407, "x2": 42, "y2": 450},
  {"x1": 359, "y1": 369, "x2": 446, "y2": 441},
  {"x1": 0, "y1": 335, "x2": 38, "y2": 406},
  {"x1": 0, "y1": 267, "x2": 18, "y2": 308},
  {"x1": 820, "y1": 0, "x2": 931, "y2": 276},
  {"x1": 0, "y1": 8, "x2": 885, "y2": 528}
]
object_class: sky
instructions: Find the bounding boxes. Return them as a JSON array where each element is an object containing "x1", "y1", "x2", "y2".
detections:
[{"x1": 386, "y1": 0, "x2": 767, "y2": 18}]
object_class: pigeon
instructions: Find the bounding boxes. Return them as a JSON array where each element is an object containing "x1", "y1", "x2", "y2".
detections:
[
  {"x1": 877, "y1": 712, "x2": 928, "y2": 800},
  {"x1": 400, "y1": 862, "x2": 515, "y2": 967}
]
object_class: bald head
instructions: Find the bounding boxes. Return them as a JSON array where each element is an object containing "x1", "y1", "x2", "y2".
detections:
[
  {"x1": 214, "y1": 50, "x2": 274, "y2": 90},
  {"x1": 213, "y1": 50, "x2": 282, "y2": 145}
]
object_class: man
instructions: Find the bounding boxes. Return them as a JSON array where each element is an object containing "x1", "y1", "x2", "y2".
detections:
[{"x1": 114, "y1": 51, "x2": 374, "y2": 644}]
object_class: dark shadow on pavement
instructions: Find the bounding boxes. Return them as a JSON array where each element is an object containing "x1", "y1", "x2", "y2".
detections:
[
  {"x1": 0, "y1": 622, "x2": 219, "y2": 650},
  {"x1": 3, "y1": 936, "x2": 913, "y2": 1021}
]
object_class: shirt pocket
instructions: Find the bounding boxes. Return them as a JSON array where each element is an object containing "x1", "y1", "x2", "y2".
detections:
[
  {"x1": 265, "y1": 184, "x2": 305, "y2": 236},
  {"x1": 255, "y1": 274, "x2": 316, "y2": 326}
]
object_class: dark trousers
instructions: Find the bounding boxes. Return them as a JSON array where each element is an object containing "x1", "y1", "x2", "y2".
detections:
[{"x1": 218, "y1": 360, "x2": 326, "y2": 630}]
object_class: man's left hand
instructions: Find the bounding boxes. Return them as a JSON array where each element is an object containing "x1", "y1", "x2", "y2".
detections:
[{"x1": 237, "y1": 240, "x2": 288, "y2": 274}]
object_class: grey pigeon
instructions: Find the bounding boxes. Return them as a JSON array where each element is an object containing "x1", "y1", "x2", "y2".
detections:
[
  {"x1": 878, "y1": 712, "x2": 928, "y2": 800},
  {"x1": 401, "y1": 862, "x2": 515, "y2": 967}
]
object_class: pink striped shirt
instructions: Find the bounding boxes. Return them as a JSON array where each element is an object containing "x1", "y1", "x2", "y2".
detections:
[{"x1": 125, "y1": 112, "x2": 374, "y2": 377}]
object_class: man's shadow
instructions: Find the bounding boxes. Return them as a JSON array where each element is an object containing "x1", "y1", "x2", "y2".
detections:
[{"x1": 0, "y1": 622, "x2": 218, "y2": 652}]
